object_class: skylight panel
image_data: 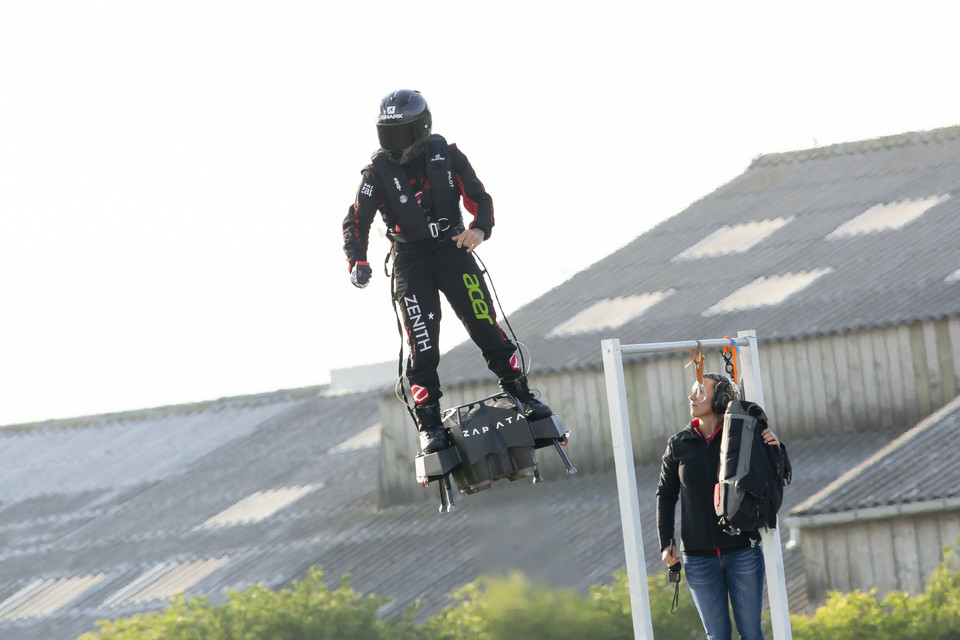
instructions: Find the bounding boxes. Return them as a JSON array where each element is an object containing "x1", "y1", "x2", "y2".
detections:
[
  {"x1": 674, "y1": 217, "x2": 793, "y2": 260},
  {"x1": 198, "y1": 485, "x2": 320, "y2": 529},
  {"x1": 703, "y1": 269, "x2": 833, "y2": 316},
  {"x1": 547, "y1": 291, "x2": 674, "y2": 337},
  {"x1": 327, "y1": 424, "x2": 380, "y2": 454},
  {"x1": 827, "y1": 195, "x2": 949, "y2": 238},
  {"x1": 0, "y1": 573, "x2": 106, "y2": 620},
  {"x1": 102, "y1": 557, "x2": 230, "y2": 607}
]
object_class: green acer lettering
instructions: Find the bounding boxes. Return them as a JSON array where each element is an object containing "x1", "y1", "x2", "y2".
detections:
[{"x1": 462, "y1": 273, "x2": 493, "y2": 324}]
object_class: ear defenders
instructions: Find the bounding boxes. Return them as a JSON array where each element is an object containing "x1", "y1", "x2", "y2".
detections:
[{"x1": 711, "y1": 375, "x2": 734, "y2": 414}]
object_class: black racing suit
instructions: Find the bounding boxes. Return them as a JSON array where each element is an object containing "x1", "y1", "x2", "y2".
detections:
[{"x1": 342, "y1": 136, "x2": 522, "y2": 406}]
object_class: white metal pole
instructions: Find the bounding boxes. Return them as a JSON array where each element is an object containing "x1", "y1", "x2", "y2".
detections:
[
  {"x1": 601, "y1": 338, "x2": 655, "y2": 640},
  {"x1": 739, "y1": 330, "x2": 793, "y2": 640}
]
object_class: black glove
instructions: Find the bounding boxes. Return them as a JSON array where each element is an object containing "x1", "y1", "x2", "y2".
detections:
[{"x1": 350, "y1": 261, "x2": 372, "y2": 288}]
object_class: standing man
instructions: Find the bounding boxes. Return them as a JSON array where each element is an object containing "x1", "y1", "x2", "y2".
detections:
[{"x1": 342, "y1": 89, "x2": 551, "y2": 455}]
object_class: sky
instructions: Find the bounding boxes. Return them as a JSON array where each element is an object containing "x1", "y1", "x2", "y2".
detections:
[{"x1": 2, "y1": 1, "x2": 960, "y2": 425}]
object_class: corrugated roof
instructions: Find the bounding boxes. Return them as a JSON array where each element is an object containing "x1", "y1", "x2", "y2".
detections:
[
  {"x1": 789, "y1": 394, "x2": 960, "y2": 519},
  {"x1": 436, "y1": 125, "x2": 960, "y2": 385}
]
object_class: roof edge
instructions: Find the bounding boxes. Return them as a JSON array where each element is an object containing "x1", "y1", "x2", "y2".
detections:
[
  {"x1": 785, "y1": 495, "x2": 960, "y2": 529},
  {"x1": 0, "y1": 384, "x2": 332, "y2": 432},
  {"x1": 750, "y1": 124, "x2": 960, "y2": 168}
]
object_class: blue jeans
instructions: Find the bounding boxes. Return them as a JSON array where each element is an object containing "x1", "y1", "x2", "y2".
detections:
[{"x1": 683, "y1": 544, "x2": 765, "y2": 640}]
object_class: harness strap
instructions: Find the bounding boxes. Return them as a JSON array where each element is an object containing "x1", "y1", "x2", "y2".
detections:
[{"x1": 686, "y1": 340, "x2": 706, "y2": 401}]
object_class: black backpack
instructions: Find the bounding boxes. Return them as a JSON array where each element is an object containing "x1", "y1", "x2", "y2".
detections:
[{"x1": 714, "y1": 400, "x2": 792, "y2": 534}]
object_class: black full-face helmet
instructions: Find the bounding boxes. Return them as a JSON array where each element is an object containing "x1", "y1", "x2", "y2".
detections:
[{"x1": 376, "y1": 89, "x2": 432, "y2": 164}]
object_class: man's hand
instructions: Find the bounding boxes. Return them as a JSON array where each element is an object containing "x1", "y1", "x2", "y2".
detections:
[
  {"x1": 350, "y1": 261, "x2": 372, "y2": 288},
  {"x1": 453, "y1": 228, "x2": 484, "y2": 253}
]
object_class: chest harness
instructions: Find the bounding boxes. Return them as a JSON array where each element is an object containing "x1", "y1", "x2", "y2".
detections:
[{"x1": 370, "y1": 134, "x2": 463, "y2": 243}]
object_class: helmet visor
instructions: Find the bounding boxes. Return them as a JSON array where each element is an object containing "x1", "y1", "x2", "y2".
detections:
[{"x1": 377, "y1": 118, "x2": 424, "y2": 153}]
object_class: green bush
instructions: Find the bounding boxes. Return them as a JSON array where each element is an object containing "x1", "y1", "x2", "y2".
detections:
[
  {"x1": 79, "y1": 568, "x2": 417, "y2": 640},
  {"x1": 80, "y1": 541, "x2": 960, "y2": 640},
  {"x1": 80, "y1": 568, "x2": 701, "y2": 640},
  {"x1": 791, "y1": 540, "x2": 960, "y2": 640}
]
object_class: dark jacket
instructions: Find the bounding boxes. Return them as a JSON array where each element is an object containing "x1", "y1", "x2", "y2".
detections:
[
  {"x1": 342, "y1": 137, "x2": 494, "y2": 268},
  {"x1": 656, "y1": 420, "x2": 757, "y2": 555}
]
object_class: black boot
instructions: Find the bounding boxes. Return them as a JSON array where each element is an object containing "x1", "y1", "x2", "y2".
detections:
[
  {"x1": 415, "y1": 402, "x2": 450, "y2": 454},
  {"x1": 500, "y1": 376, "x2": 553, "y2": 421}
]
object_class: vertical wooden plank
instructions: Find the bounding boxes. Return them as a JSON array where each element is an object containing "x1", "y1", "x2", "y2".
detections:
[
  {"x1": 669, "y1": 352, "x2": 689, "y2": 430},
  {"x1": 868, "y1": 520, "x2": 897, "y2": 597},
  {"x1": 587, "y1": 369, "x2": 609, "y2": 470},
  {"x1": 759, "y1": 344, "x2": 779, "y2": 413},
  {"x1": 924, "y1": 320, "x2": 944, "y2": 410},
  {"x1": 833, "y1": 333, "x2": 856, "y2": 431},
  {"x1": 568, "y1": 370, "x2": 602, "y2": 470},
  {"x1": 379, "y1": 396, "x2": 421, "y2": 507},
  {"x1": 591, "y1": 366, "x2": 614, "y2": 471},
  {"x1": 818, "y1": 335, "x2": 842, "y2": 432},
  {"x1": 857, "y1": 332, "x2": 881, "y2": 427},
  {"x1": 768, "y1": 341, "x2": 792, "y2": 433},
  {"x1": 846, "y1": 523, "x2": 876, "y2": 590},
  {"x1": 873, "y1": 329, "x2": 890, "y2": 425},
  {"x1": 550, "y1": 372, "x2": 576, "y2": 469},
  {"x1": 912, "y1": 322, "x2": 933, "y2": 418},
  {"x1": 939, "y1": 515, "x2": 960, "y2": 554},
  {"x1": 882, "y1": 327, "x2": 906, "y2": 426},
  {"x1": 892, "y1": 517, "x2": 922, "y2": 595},
  {"x1": 638, "y1": 360, "x2": 665, "y2": 467},
  {"x1": 655, "y1": 356, "x2": 677, "y2": 441},
  {"x1": 554, "y1": 370, "x2": 585, "y2": 476},
  {"x1": 623, "y1": 362, "x2": 646, "y2": 463},
  {"x1": 625, "y1": 361, "x2": 647, "y2": 463},
  {"x1": 800, "y1": 338, "x2": 821, "y2": 434},
  {"x1": 846, "y1": 332, "x2": 868, "y2": 432},
  {"x1": 793, "y1": 339, "x2": 814, "y2": 435},
  {"x1": 949, "y1": 317, "x2": 960, "y2": 400},
  {"x1": 651, "y1": 357, "x2": 672, "y2": 440},
  {"x1": 915, "y1": 515, "x2": 946, "y2": 592},
  {"x1": 898, "y1": 325, "x2": 920, "y2": 424},
  {"x1": 779, "y1": 341, "x2": 801, "y2": 434},
  {"x1": 637, "y1": 358, "x2": 668, "y2": 438},
  {"x1": 800, "y1": 529, "x2": 829, "y2": 607},
  {"x1": 825, "y1": 526, "x2": 852, "y2": 592},
  {"x1": 655, "y1": 357, "x2": 676, "y2": 441},
  {"x1": 680, "y1": 351, "x2": 694, "y2": 410},
  {"x1": 572, "y1": 369, "x2": 595, "y2": 443},
  {"x1": 654, "y1": 356, "x2": 676, "y2": 455},
  {"x1": 641, "y1": 360, "x2": 664, "y2": 461},
  {"x1": 592, "y1": 365, "x2": 611, "y2": 433},
  {"x1": 936, "y1": 319, "x2": 957, "y2": 404},
  {"x1": 805, "y1": 338, "x2": 829, "y2": 434}
]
